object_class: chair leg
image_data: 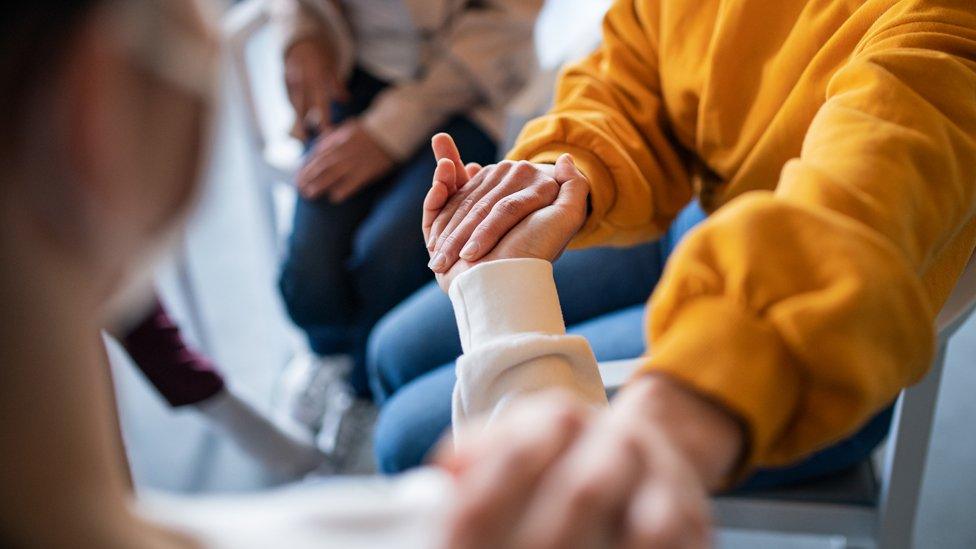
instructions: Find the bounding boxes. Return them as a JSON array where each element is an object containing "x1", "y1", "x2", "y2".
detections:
[{"x1": 875, "y1": 342, "x2": 947, "y2": 549}]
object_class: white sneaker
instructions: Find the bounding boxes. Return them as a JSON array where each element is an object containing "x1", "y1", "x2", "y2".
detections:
[{"x1": 274, "y1": 353, "x2": 354, "y2": 455}]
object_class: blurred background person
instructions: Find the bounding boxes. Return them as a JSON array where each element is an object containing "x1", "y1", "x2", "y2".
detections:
[{"x1": 268, "y1": 0, "x2": 541, "y2": 442}]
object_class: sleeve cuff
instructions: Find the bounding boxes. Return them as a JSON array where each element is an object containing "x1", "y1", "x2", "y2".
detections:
[
  {"x1": 640, "y1": 296, "x2": 801, "y2": 480},
  {"x1": 448, "y1": 258, "x2": 566, "y2": 354}
]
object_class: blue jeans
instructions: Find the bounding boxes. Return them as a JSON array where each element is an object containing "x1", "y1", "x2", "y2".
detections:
[
  {"x1": 278, "y1": 69, "x2": 497, "y2": 395},
  {"x1": 367, "y1": 201, "x2": 894, "y2": 491}
]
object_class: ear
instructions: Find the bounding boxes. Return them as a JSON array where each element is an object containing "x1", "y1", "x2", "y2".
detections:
[{"x1": 60, "y1": 11, "x2": 127, "y2": 209}]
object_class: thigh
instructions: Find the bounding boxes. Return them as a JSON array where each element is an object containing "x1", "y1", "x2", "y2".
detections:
[
  {"x1": 280, "y1": 189, "x2": 377, "y2": 307},
  {"x1": 366, "y1": 281, "x2": 459, "y2": 401},
  {"x1": 373, "y1": 363, "x2": 456, "y2": 474},
  {"x1": 567, "y1": 304, "x2": 648, "y2": 361},
  {"x1": 552, "y1": 242, "x2": 664, "y2": 326}
]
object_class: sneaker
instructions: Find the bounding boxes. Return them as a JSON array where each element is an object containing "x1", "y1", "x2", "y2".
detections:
[{"x1": 274, "y1": 352, "x2": 354, "y2": 454}]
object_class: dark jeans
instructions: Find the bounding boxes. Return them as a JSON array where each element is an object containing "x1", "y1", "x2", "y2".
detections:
[
  {"x1": 278, "y1": 69, "x2": 498, "y2": 396},
  {"x1": 367, "y1": 201, "x2": 894, "y2": 492}
]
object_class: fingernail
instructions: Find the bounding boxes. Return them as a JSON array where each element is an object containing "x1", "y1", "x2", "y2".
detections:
[
  {"x1": 427, "y1": 234, "x2": 436, "y2": 250},
  {"x1": 460, "y1": 241, "x2": 479, "y2": 259},
  {"x1": 428, "y1": 253, "x2": 446, "y2": 271}
]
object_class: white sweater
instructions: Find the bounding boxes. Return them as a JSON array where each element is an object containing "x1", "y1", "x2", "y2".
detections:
[
  {"x1": 142, "y1": 258, "x2": 605, "y2": 547},
  {"x1": 449, "y1": 258, "x2": 609, "y2": 442}
]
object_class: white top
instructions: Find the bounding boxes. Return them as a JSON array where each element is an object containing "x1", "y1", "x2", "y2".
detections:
[
  {"x1": 339, "y1": 0, "x2": 420, "y2": 82},
  {"x1": 141, "y1": 258, "x2": 603, "y2": 546}
]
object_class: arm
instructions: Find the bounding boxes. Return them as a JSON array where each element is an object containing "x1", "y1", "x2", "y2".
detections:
[
  {"x1": 448, "y1": 258, "x2": 608, "y2": 442},
  {"x1": 361, "y1": 0, "x2": 543, "y2": 160},
  {"x1": 643, "y1": 3, "x2": 976, "y2": 473},
  {"x1": 507, "y1": 0, "x2": 693, "y2": 248},
  {"x1": 425, "y1": 0, "x2": 692, "y2": 274}
]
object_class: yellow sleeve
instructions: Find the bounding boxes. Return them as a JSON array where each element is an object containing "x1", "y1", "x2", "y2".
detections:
[
  {"x1": 506, "y1": 0, "x2": 693, "y2": 248},
  {"x1": 642, "y1": 3, "x2": 976, "y2": 475}
]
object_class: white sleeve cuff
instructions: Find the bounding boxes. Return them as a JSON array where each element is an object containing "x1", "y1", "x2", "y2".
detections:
[
  {"x1": 447, "y1": 259, "x2": 609, "y2": 441},
  {"x1": 448, "y1": 258, "x2": 565, "y2": 353}
]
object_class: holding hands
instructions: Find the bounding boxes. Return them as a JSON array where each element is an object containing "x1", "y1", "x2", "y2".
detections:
[
  {"x1": 422, "y1": 133, "x2": 589, "y2": 290},
  {"x1": 436, "y1": 377, "x2": 743, "y2": 549}
]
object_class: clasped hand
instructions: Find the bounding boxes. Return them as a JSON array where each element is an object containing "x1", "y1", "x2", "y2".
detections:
[{"x1": 422, "y1": 134, "x2": 588, "y2": 290}]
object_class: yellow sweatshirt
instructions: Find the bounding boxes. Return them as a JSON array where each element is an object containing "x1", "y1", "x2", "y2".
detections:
[{"x1": 508, "y1": 0, "x2": 976, "y2": 473}]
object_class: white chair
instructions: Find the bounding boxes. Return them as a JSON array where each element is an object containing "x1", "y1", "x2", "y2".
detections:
[
  {"x1": 223, "y1": 0, "x2": 305, "y2": 256},
  {"x1": 599, "y1": 253, "x2": 976, "y2": 548}
]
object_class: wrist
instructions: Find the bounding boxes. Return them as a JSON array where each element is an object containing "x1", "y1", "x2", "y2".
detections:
[{"x1": 616, "y1": 375, "x2": 744, "y2": 490}]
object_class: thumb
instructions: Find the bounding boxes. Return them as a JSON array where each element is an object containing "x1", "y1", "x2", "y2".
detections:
[
  {"x1": 431, "y1": 133, "x2": 468, "y2": 187},
  {"x1": 553, "y1": 154, "x2": 589, "y2": 209}
]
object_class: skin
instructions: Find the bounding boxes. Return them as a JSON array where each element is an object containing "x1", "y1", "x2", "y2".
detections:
[
  {"x1": 425, "y1": 135, "x2": 746, "y2": 548},
  {"x1": 284, "y1": 38, "x2": 395, "y2": 203},
  {"x1": 0, "y1": 2, "x2": 213, "y2": 546}
]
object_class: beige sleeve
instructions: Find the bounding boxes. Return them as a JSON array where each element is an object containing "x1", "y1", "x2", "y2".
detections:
[{"x1": 361, "y1": 0, "x2": 543, "y2": 159}]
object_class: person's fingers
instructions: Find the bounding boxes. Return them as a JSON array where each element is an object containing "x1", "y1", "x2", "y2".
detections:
[
  {"x1": 296, "y1": 146, "x2": 343, "y2": 189},
  {"x1": 553, "y1": 154, "x2": 590, "y2": 209},
  {"x1": 431, "y1": 133, "x2": 468, "y2": 187},
  {"x1": 426, "y1": 164, "x2": 495, "y2": 251},
  {"x1": 287, "y1": 78, "x2": 308, "y2": 141},
  {"x1": 327, "y1": 170, "x2": 369, "y2": 203},
  {"x1": 423, "y1": 159, "x2": 457, "y2": 245},
  {"x1": 445, "y1": 399, "x2": 587, "y2": 549},
  {"x1": 325, "y1": 70, "x2": 350, "y2": 103},
  {"x1": 458, "y1": 180, "x2": 560, "y2": 261},
  {"x1": 308, "y1": 84, "x2": 332, "y2": 136},
  {"x1": 620, "y1": 478, "x2": 710, "y2": 549},
  {"x1": 431, "y1": 162, "x2": 556, "y2": 271},
  {"x1": 301, "y1": 161, "x2": 354, "y2": 199},
  {"x1": 515, "y1": 431, "x2": 644, "y2": 549},
  {"x1": 427, "y1": 165, "x2": 512, "y2": 271},
  {"x1": 464, "y1": 162, "x2": 482, "y2": 180},
  {"x1": 620, "y1": 428, "x2": 711, "y2": 549}
]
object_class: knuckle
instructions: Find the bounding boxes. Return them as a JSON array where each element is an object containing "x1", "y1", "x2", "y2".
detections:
[
  {"x1": 458, "y1": 196, "x2": 479, "y2": 215},
  {"x1": 539, "y1": 178, "x2": 559, "y2": 197},
  {"x1": 471, "y1": 199, "x2": 493, "y2": 219},
  {"x1": 566, "y1": 476, "x2": 605, "y2": 510},
  {"x1": 440, "y1": 234, "x2": 461, "y2": 253},
  {"x1": 494, "y1": 196, "x2": 526, "y2": 218},
  {"x1": 513, "y1": 160, "x2": 535, "y2": 174}
]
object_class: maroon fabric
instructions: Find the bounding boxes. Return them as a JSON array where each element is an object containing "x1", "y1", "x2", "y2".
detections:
[{"x1": 122, "y1": 299, "x2": 224, "y2": 407}]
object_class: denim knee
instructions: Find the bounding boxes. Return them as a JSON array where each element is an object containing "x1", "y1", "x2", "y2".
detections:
[
  {"x1": 366, "y1": 307, "x2": 433, "y2": 404},
  {"x1": 372, "y1": 365, "x2": 455, "y2": 474},
  {"x1": 277, "y1": 263, "x2": 349, "y2": 329}
]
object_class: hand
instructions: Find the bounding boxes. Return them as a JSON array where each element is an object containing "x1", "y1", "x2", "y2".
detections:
[
  {"x1": 284, "y1": 38, "x2": 349, "y2": 141},
  {"x1": 436, "y1": 377, "x2": 744, "y2": 549},
  {"x1": 424, "y1": 135, "x2": 588, "y2": 275},
  {"x1": 422, "y1": 135, "x2": 588, "y2": 291},
  {"x1": 296, "y1": 120, "x2": 396, "y2": 202}
]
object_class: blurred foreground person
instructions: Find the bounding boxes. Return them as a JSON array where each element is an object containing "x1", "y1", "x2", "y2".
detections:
[{"x1": 268, "y1": 0, "x2": 539, "y2": 430}]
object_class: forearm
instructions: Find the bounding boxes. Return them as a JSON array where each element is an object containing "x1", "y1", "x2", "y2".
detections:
[
  {"x1": 449, "y1": 259, "x2": 608, "y2": 438},
  {"x1": 616, "y1": 375, "x2": 744, "y2": 490}
]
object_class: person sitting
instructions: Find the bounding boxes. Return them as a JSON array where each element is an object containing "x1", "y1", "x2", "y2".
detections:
[
  {"x1": 380, "y1": 0, "x2": 976, "y2": 535},
  {"x1": 268, "y1": 0, "x2": 539, "y2": 428}
]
